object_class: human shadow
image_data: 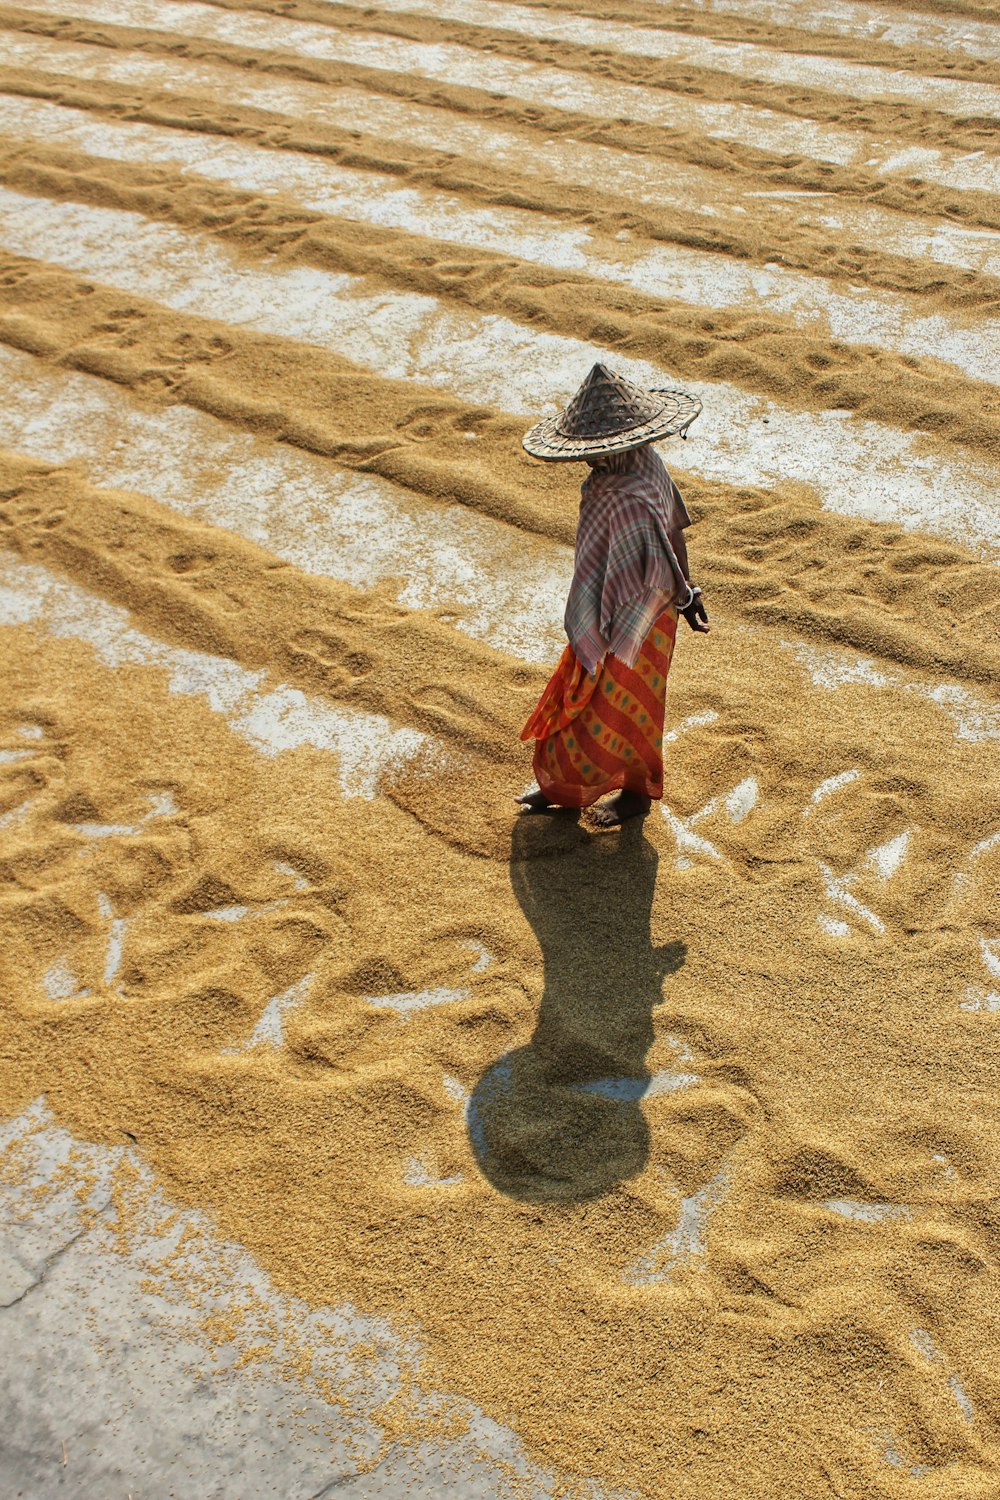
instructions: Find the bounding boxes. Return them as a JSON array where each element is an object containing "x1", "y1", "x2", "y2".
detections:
[{"x1": 467, "y1": 815, "x2": 686, "y2": 1202}]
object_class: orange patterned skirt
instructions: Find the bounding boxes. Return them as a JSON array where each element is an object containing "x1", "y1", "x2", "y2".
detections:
[{"x1": 520, "y1": 608, "x2": 678, "y2": 808}]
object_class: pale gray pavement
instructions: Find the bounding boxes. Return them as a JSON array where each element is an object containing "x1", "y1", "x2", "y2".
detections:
[{"x1": 0, "y1": 1101, "x2": 618, "y2": 1500}]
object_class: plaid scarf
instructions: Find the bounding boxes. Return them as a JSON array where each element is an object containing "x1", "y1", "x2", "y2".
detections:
[{"x1": 564, "y1": 444, "x2": 693, "y2": 675}]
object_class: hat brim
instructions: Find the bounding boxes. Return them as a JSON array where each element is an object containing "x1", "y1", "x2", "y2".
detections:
[{"x1": 521, "y1": 388, "x2": 702, "y2": 462}]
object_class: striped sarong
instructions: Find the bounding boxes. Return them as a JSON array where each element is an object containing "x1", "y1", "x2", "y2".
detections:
[{"x1": 521, "y1": 608, "x2": 678, "y2": 808}]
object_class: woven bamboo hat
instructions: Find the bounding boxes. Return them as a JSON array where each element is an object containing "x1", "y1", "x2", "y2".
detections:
[{"x1": 522, "y1": 362, "x2": 702, "y2": 461}]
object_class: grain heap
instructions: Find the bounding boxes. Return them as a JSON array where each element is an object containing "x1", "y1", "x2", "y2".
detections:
[{"x1": 1, "y1": 0, "x2": 999, "y2": 1492}]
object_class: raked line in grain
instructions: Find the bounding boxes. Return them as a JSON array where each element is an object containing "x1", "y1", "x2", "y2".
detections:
[
  {"x1": 5, "y1": 33, "x2": 1000, "y2": 283},
  {"x1": 9, "y1": 0, "x2": 998, "y2": 193},
  {"x1": 0, "y1": 347, "x2": 570, "y2": 666},
  {"x1": 1, "y1": 188, "x2": 997, "y2": 555},
  {"x1": 665, "y1": 0, "x2": 1000, "y2": 63},
  {"x1": 3, "y1": 95, "x2": 998, "y2": 386},
  {"x1": 3, "y1": 345, "x2": 997, "y2": 755},
  {"x1": 0, "y1": 551, "x2": 441, "y2": 795},
  {"x1": 304, "y1": 0, "x2": 1000, "y2": 117}
]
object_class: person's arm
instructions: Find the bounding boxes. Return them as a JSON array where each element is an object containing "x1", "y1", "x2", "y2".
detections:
[
  {"x1": 668, "y1": 520, "x2": 710, "y2": 634},
  {"x1": 671, "y1": 523, "x2": 692, "y2": 586}
]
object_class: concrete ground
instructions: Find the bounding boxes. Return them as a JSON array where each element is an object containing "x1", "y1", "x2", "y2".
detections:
[{"x1": 0, "y1": 1101, "x2": 613, "y2": 1500}]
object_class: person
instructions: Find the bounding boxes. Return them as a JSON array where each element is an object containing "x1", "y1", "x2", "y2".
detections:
[{"x1": 516, "y1": 362, "x2": 709, "y2": 828}]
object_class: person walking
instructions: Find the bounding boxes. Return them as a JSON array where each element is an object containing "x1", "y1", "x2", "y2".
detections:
[{"x1": 517, "y1": 363, "x2": 709, "y2": 827}]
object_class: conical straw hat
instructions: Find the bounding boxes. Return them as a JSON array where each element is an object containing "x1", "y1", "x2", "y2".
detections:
[{"x1": 522, "y1": 362, "x2": 702, "y2": 461}]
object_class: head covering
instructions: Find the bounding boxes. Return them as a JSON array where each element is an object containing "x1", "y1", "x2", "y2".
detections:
[{"x1": 522, "y1": 362, "x2": 702, "y2": 462}]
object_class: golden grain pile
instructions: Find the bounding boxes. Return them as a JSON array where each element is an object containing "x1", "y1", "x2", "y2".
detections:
[{"x1": 1, "y1": 0, "x2": 999, "y2": 1493}]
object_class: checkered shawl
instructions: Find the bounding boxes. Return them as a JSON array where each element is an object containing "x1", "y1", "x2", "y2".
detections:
[{"x1": 564, "y1": 445, "x2": 693, "y2": 676}]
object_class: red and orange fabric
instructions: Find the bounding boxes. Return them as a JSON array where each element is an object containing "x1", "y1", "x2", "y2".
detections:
[{"x1": 520, "y1": 608, "x2": 678, "y2": 808}]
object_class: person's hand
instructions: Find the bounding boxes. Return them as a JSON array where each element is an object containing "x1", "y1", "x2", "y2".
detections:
[{"x1": 681, "y1": 593, "x2": 710, "y2": 633}]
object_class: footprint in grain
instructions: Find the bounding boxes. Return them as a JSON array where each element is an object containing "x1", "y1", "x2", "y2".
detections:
[
  {"x1": 91, "y1": 306, "x2": 144, "y2": 347},
  {"x1": 411, "y1": 681, "x2": 492, "y2": 740},
  {"x1": 290, "y1": 629, "x2": 374, "y2": 688},
  {"x1": 170, "y1": 331, "x2": 233, "y2": 365},
  {"x1": 0, "y1": 715, "x2": 64, "y2": 830},
  {"x1": 166, "y1": 550, "x2": 216, "y2": 576}
]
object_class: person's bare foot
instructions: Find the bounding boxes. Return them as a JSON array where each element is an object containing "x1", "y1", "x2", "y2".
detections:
[
  {"x1": 591, "y1": 790, "x2": 651, "y2": 827},
  {"x1": 515, "y1": 789, "x2": 553, "y2": 813}
]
